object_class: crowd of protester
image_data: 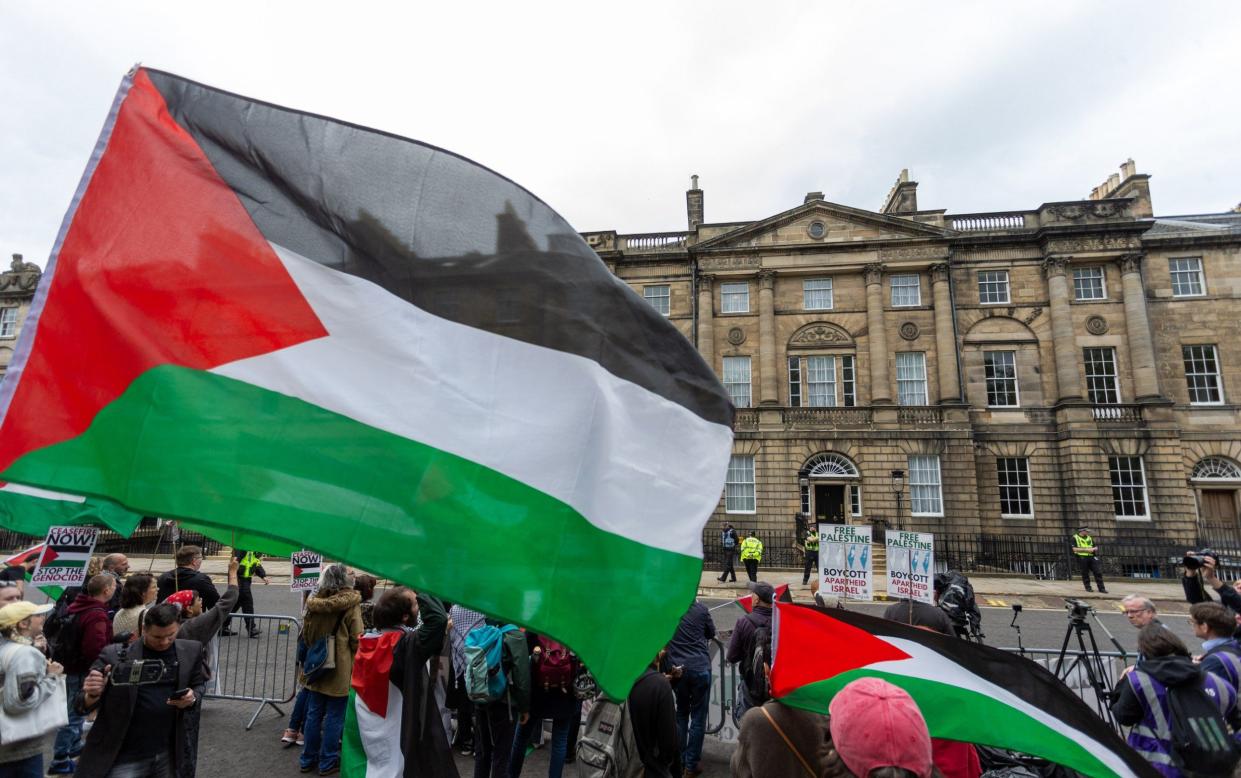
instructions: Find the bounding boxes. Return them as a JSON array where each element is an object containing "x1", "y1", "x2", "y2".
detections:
[{"x1": 7, "y1": 544, "x2": 1241, "y2": 777}]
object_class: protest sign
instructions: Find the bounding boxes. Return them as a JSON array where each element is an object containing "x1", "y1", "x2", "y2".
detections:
[
  {"x1": 290, "y1": 550, "x2": 323, "y2": 592},
  {"x1": 30, "y1": 525, "x2": 99, "y2": 588},
  {"x1": 886, "y1": 530, "x2": 935, "y2": 603},
  {"x1": 818, "y1": 523, "x2": 872, "y2": 601}
]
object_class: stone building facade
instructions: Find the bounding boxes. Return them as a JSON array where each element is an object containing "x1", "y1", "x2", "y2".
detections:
[
  {"x1": 584, "y1": 164, "x2": 1241, "y2": 551},
  {"x1": 0, "y1": 254, "x2": 40, "y2": 378}
]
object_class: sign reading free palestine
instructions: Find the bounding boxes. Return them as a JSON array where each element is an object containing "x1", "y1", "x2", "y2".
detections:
[
  {"x1": 290, "y1": 550, "x2": 323, "y2": 592},
  {"x1": 818, "y1": 523, "x2": 872, "y2": 601},
  {"x1": 31, "y1": 525, "x2": 100, "y2": 588},
  {"x1": 886, "y1": 530, "x2": 935, "y2": 604}
]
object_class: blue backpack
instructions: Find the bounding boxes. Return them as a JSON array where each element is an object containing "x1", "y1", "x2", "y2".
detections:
[
  {"x1": 464, "y1": 624, "x2": 517, "y2": 704},
  {"x1": 298, "y1": 611, "x2": 346, "y2": 685}
]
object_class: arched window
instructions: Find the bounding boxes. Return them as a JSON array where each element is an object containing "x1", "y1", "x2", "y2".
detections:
[
  {"x1": 1192, "y1": 457, "x2": 1241, "y2": 481},
  {"x1": 806, "y1": 453, "x2": 859, "y2": 478}
]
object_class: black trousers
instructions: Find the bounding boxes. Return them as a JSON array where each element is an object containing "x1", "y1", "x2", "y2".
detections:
[
  {"x1": 227, "y1": 579, "x2": 256, "y2": 632},
  {"x1": 472, "y1": 703, "x2": 516, "y2": 778},
  {"x1": 720, "y1": 548, "x2": 737, "y2": 582},
  {"x1": 744, "y1": 559, "x2": 758, "y2": 582},
  {"x1": 802, "y1": 550, "x2": 818, "y2": 585},
  {"x1": 1078, "y1": 556, "x2": 1105, "y2": 591}
]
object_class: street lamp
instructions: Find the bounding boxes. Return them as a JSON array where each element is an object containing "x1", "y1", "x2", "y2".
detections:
[{"x1": 890, "y1": 469, "x2": 906, "y2": 530}]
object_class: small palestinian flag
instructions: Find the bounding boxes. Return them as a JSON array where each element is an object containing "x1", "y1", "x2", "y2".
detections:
[
  {"x1": 0, "y1": 67, "x2": 733, "y2": 697},
  {"x1": 770, "y1": 603, "x2": 1156, "y2": 778},
  {"x1": 736, "y1": 583, "x2": 792, "y2": 613},
  {"x1": 0, "y1": 541, "x2": 62, "y2": 601}
]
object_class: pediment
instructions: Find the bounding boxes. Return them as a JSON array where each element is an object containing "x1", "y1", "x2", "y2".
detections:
[
  {"x1": 696, "y1": 200, "x2": 947, "y2": 250},
  {"x1": 788, "y1": 322, "x2": 855, "y2": 349}
]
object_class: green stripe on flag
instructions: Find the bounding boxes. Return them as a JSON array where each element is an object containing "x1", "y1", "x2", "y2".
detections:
[
  {"x1": 780, "y1": 670, "x2": 1124, "y2": 778},
  {"x1": 341, "y1": 689, "x2": 365, "y2": 778},
  {"x1": 2, "y1": 364, "x2": 701, "y2": 698}
]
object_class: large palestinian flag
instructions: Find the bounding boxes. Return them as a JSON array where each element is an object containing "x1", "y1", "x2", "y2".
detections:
[
  {"x1": 0, "y1": 67, "x2": 733, "y2": 696},
  {"x1": 770, "y1": 603, "x2": 1157, "y2": 778}
]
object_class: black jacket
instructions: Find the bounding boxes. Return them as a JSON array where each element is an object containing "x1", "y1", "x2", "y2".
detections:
[
  {"x1": 157, "y1": 567, "x2": 219, "y2": 610},
  {"x1": 75, "y1": 638, "x2": 207, "y2": 778},
  {"x1": 385, "y1": 594, "x2": 458, "y2": 777},
  {"x1": 627, "y1": 668, "x2": 677, "y2": 778}
]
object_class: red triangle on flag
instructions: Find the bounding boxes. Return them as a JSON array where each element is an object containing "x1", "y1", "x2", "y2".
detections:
[{"x1": 769, "y1": 601, "x2": 911, "y2": 699}]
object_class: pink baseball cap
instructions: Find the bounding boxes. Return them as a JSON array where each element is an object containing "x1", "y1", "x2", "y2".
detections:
[{"x1": 829, "y1": 677, "x2": 933, "y2": 778}]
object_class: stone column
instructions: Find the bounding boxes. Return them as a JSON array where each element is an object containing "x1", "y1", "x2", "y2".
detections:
[
  {"x1": 697, "y1": 273, "x2": 715, "y2": 367},
  {"x1": 929, "y1": 263, "x2": 960, "y2": 403},
  {"x1": 1041, "y1": 256, "x2": 1083, "y2": 402},
  {"x1": 1118, "y1": 253, "x2": 1162, "y2": 400},
  {"x1": 757, "y1": 269, "x2": 779, "y2": 406},
  {"x1": 864, "y1": 263, "x2": 892, "y2": 403}
]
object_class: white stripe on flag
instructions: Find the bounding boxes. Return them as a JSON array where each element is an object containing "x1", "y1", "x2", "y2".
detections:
[
  {"x1": 0, "y1": 483, "x2": 87, "y2": 503},
  {"x1": 213, "y1": 243, "x2": 733, "y2": 558},
  {"x1": 876, "y1": 638, "x2": 1139, "y2": 778}
]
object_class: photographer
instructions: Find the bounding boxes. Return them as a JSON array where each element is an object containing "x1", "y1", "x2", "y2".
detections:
[
  {"x1": 75, "y1": 603, "x2": 207, "y2": 778},
  {"x1": 1184, "y1": 552, "x2": 1241, "y2": 614}
]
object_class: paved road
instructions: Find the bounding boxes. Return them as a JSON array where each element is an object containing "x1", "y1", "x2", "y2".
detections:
[{"x1": 51, "y1": 582, "x2": 1195, "y2": 778}]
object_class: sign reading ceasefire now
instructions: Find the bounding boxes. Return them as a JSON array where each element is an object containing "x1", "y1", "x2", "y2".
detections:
[
  {"x1": 886, "y1": 531, "x2": 935, "y2": 604},
  {"x1": 31, "y1": 525, "x2": 100, "y2": 588},
  {"x1": 818, "y1": 523, "x2": 873, "y2": 601}
]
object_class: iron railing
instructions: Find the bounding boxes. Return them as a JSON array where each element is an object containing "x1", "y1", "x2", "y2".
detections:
[{"x1": 703, "y1": 526, "x2": 1241, "y2": 579}]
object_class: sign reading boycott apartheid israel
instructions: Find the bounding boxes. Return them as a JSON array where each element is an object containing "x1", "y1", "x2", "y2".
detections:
[
  {"x1": 30, "y1": 525, "x2": 99, "y2": 588},
  {"x1": 886, "y1": 530, "x2": 935, "y2": 604},
  {"x1": 818, "y1": 523, "x2": 872, "y2": 601},
  {"x1": 290, "y1": 550, "x2": 322, "y2": 592}
]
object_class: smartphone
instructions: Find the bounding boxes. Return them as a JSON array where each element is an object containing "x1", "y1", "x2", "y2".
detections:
[{"x1": 167, "y1": 687, "x2": 191, "y2": 701}]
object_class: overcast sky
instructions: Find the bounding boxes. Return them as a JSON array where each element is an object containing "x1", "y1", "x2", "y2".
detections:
[{"x1": 2, "y1": 2, "x2": 1239, "y2": 269}]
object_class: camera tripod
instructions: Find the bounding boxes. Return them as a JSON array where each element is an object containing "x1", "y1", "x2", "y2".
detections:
[{"x1": 1053, "y1": 607, "x2": 1123, "y2": 728}]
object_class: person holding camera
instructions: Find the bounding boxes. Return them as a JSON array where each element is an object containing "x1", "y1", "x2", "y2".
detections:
[
  {"x1": 75, "y1": 602, "x2": 207, "y2": 778},
  {"x1": 1182, "y1": 551, "x2": 1241, "y2": 615},
  {"x1": 1071, "y1": 526, "x2": 1107, "y2": 594}
]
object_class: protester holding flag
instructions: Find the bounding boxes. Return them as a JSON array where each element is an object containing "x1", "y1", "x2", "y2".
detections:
[
  {"x1": 299, "y1": 564, "x2": 363, "y2": 776},
  {"x1": 340, "y1": 586, "x2": 457, "y2": 777},
  {"x1": 174, "y1": 555, "x2": 240, "y2": 651},
  {"x1": 0, "y1": 552, "x2": 37, "y2": 584}
]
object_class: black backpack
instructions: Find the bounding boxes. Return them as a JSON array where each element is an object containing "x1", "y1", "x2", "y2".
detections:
[
  {"x1": 1166, "y1": 677, "x2": 1241, "y2": 776},
  {"x1": 743, "y1": 616, "x2": 772, "y2": 706}
]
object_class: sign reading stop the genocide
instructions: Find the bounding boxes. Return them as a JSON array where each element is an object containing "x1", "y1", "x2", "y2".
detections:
[
  {"x1": 31, "y1": 525, "x2": 100, "y2": 588},
  {"x1": 886, "y1": 530, "x2": 935, "y2": 604},
  {"x1": 818, "y1": 523, "x2": 873, "y2": 601},
  {"x1": 290, "y1": 550, "x2": 323, "y2": 592}
]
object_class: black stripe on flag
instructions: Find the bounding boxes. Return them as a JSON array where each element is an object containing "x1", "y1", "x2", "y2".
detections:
[{"x1": 143, "y1": 70, "x2": 732, "y2": 429}]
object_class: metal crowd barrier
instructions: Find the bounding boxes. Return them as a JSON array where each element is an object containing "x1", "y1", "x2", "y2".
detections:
[
  {"x1": 206, "y1": 613, "x2": 302, "y2": 729},
  {"x1": 705, "y1": 635, "x2": 737, "y2": 738}
]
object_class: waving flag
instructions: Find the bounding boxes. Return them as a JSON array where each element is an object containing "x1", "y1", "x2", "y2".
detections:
[
  {"x1": 0, "y1": 67, "x2": 733, "y2": 696},
  {"x1": 770, "y1": 603, "x2": 1156, "y2": 778},
  {"x1": 0, "y1": 482, "x2": 142, "y2": 538}
]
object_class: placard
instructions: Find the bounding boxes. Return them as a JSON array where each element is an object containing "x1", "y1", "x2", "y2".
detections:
[
  {"x1": 818, "y1": 523, "x2": 872, "y2": 601},
  {"x1": 30, "y1": 526, "x2": 99, "y2": 588},
  {"x1": 886, "y1": 530, "x2": 935, "y2": 604},
  {"x1": 290, "y1": 550, "x2": 323, "y2": 592}
]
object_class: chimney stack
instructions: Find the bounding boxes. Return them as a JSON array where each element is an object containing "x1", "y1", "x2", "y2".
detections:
[
  {"x1": 880, "y1": 169, "x2": 919, "y2": 214},
  {"x1": 1089, "y1": 159, "x2": 1153, "y2": 218},
  {"x1": 686, "y1": 175, "x2": 704, "y2": 230}
]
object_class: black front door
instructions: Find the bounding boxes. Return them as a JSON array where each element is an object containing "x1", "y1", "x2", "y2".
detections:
[{"x1": 814, "y1": 484, "x2": 846, "y2": 524}]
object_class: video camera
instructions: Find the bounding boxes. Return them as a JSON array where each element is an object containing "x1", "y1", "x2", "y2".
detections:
[
  {"x1": 1183, "y1": 549, "x2": 1220, "y2": 571},
  {"x1": 109, "y1": 658, "x2": 179, "y2": 687},
  {"x1": 1064, "y1": 598, "x2": 1092, "y2": 621}
]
